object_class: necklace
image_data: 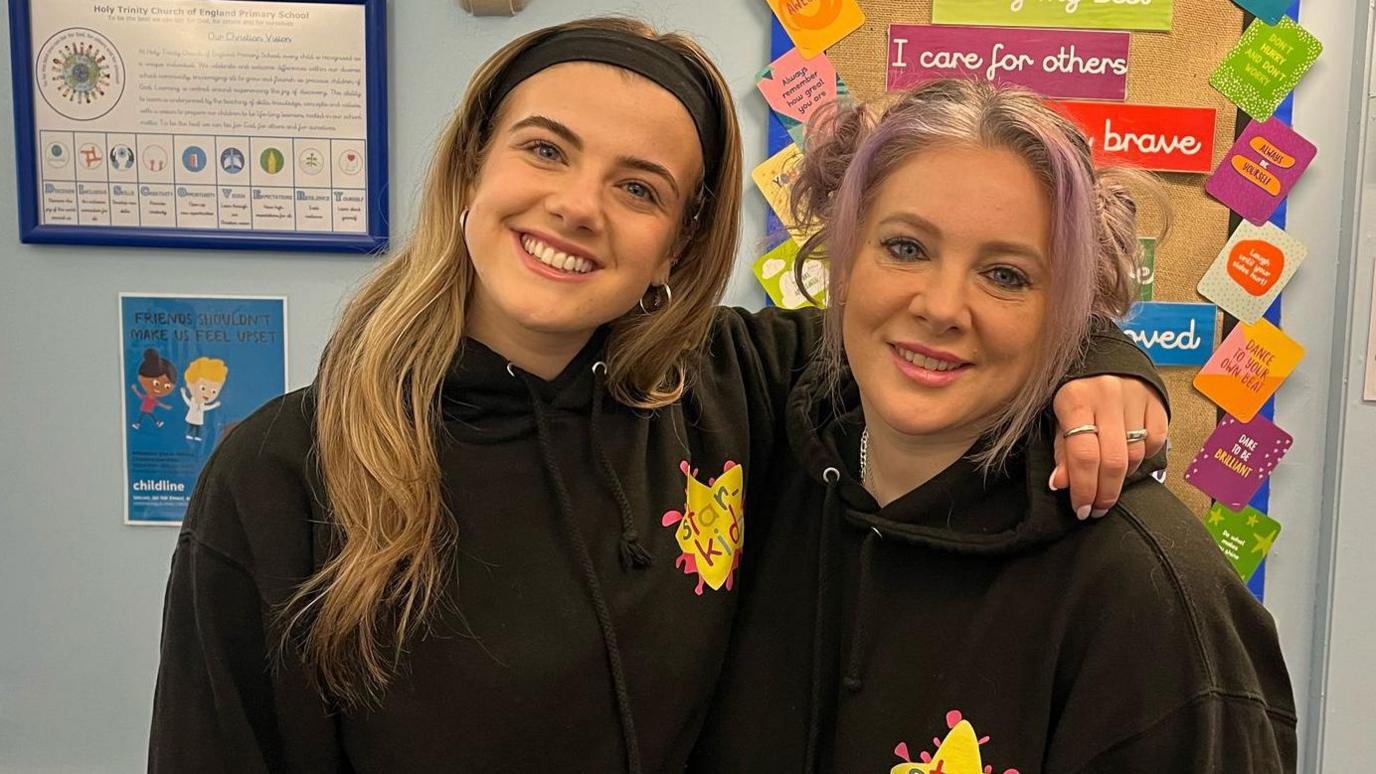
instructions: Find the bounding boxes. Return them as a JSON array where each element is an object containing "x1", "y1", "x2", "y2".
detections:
[{"x1": 860, "y1": 427, "x2": 872, "y2": 491}]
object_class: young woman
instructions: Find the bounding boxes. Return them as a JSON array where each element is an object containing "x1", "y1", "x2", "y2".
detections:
[
  {"x1": 149, "y1": 21, "x2": 1168, "y2": 773},
  {"x1": 691, "y1": 80, "x2": 1295, "y2": 773}
]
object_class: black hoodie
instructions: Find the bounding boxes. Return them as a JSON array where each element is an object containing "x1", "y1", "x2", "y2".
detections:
[
  {"x1": 692, "y1": 359, "x2": 1296, "y2": 773},
  {"x1": 148, "y1": 309, "x2": 1163, "y2": 773}
]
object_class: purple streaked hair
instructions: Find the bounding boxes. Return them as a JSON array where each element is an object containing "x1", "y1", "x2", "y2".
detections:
[{"x1": 791, "y1": 79, "x2": 1163, "y2": 469}]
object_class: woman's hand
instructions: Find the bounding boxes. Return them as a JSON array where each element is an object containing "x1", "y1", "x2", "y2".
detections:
[{"x1": 1051, "y1": 376, "x2": 1169, "y2": 519}]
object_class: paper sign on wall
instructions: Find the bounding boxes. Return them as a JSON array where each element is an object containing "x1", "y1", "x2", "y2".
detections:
[
  {"x1": 932, "y1": 0, "x2": 1174, "y2": 31},
  {"x1": 1120, "y1": 302, "x2": 1218, "y2": 367},
  {"x1": 1203, "y1": 503, "x2": 1281, "y2": 583},
  {"x1": 1137, "y1": 238, "x2": 1157, "y2": 301},
  {"x1": 752, "y1": 142, "x2": 819, "y2": 242},
  {"x1": 887, "y1": 24, "x2": 1128, "y2": 101},
  {"x1": 1210, "y1": 17, "x2": 1322, "y2": 121},
  {"x1": 1184, "y1": 414, "x2": 1293, "y2": 511},
  {"x1": 757, "y1": 48, "x2": 849, "y2": 149},
  {"x1": 766, "y1": 0, "x2": 865, "y2": 59},
  {"x1": 1232, "y1": 0, "x2": 1291, "y2": 25},
  {"x1": 1057, "y1": 102, "x2": 1216, "y2": 174},
  {"x1": 1197, "y1": 221, "x2": 1306, "y2": 323},
  {"x1": 754, "y1": 239, "x2": 828, "y2": 309},
  {"x1": 1206, "y1": 119, "x2": 1316, "y2": 225},
  {"x1": 1194, "y1": 319, "x2": 1304, "y2": 422}
]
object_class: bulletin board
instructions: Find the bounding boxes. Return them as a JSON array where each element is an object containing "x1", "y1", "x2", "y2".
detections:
[{"x1": 759, "y1": 0, "x2": 1316, "y2": 600}]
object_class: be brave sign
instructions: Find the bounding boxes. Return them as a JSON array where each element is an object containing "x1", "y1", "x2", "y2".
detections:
[
  {"x1": 933, "y1": 0, "x2": 1174, "y2": 32},
  {"x1": 1057, "y1": 102, "x2": 1217, "y2": 173},
  {"x1": 887, "y1": 25, "x2": 1128, "y2": 100},
  {"x1": 1120, "y1": 302, "x2": 1218, "y2": 367}
]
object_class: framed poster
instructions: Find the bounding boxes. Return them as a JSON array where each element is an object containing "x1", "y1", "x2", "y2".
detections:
[
  {"x1": 119, "y1": 293, "x2": 288, "y2": 525},
  {"x1": 8, "y1": 0, "x2": 388, "y2": 252}
]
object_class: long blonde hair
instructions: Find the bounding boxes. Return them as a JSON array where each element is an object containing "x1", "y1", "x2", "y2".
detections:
[{"x1": 283, "y1": 17, "x2": 743, "y2": 707}]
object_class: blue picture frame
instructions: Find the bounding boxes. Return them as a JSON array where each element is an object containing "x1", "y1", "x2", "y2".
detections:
[{"x1": 7, "y1": 0, "x2": 389, "y2": 253}]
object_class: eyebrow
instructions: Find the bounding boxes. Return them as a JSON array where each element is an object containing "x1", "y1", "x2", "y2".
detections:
[
  {"x1": 878, "y1": 212, "x2": 1045, "y2": 263},
  {"x1": 508, "y1": 114, "x2": 683, "y2": 202}
]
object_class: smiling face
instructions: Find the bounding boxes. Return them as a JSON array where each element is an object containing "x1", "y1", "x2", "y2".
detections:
[
  {"x1": 190, "y1": 378, "x2": 223, "y2": 403},
  {"x1": 140, "y1": 372, "x2": 175, "y2": 398},
  {"x1": 462, "y1": 62, "x2": 704, "y2": 354},
  {"x1": 843, "y1": 144, "x2": 1051, "y2": 446}
]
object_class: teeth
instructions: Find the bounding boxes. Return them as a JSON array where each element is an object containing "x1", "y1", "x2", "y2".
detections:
[
  {"x1": 898, "y1": 347, "x2": 959, "y2": 372},
  {"x1": 522, "y1": 235, "x2": 594, "y2": 274}
]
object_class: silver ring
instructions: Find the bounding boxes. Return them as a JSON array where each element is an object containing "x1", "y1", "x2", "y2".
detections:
[
  {"x1": 1063, "y1": 424, "x2": 1099, "y2": 439},
  {"x1": 1126, "y1": 428, "x2": 1150, "y2": 444}
]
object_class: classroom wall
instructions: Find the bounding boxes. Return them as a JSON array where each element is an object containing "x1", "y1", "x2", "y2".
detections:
[{"x1": 0, "y1": 1, "x2": 1368, "y2": 771}]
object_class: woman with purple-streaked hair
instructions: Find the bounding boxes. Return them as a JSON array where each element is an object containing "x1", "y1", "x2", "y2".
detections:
[{"x1": 692, "y1": 80, "x2": 1296, "y2": 773}]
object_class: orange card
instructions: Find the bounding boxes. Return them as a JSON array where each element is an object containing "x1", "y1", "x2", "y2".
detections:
[
  {"x1": 766, "y1": 0, "x2": 865, "y2": 59},
  {"x1": 1193, "y1": 319, "x2": 1303, "y2": 422}
]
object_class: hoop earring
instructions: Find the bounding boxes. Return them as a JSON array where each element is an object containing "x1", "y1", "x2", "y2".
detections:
[
  {"x1": 459, "y1": 208, "x2": 469, "y2": 233},
  {"x1": 639, "y1": 283, "x2": 672, "y2": 314}
]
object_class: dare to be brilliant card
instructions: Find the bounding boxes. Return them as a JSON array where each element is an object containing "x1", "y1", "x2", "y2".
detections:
[{"x1": 1185, "y1": 414, "x2": 1293, "y2": 511}]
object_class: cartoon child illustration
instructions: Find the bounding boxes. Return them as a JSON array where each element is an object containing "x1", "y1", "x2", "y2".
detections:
[
  {"x1": 180, "y1": 357, "x2": 228, "y2": 442},
  {"x1": 130, "y1": 348, "x2": 177, "y2": 430}
]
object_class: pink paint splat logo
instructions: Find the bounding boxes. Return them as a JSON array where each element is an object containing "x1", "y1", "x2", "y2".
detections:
[
  {"x1": 661, "y1": 460, "x2": 744, "y2": 595},
  {"x1": 891, "y1": 709, "x2": 1020, "y2": 774}
]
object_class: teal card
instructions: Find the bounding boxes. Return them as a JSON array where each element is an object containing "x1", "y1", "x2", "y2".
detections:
[
  {"x1": 1210, "y1": 17, "x2": 1322, "y2": 121},
  {"x1": 1137, "y1": 237, "x2": 1156, "y2": 302},
  {"x1": 1203, "y1": 503, "x2": 1281, "y2": 583}
]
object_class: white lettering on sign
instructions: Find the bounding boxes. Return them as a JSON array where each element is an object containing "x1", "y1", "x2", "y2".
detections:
[
  {"x1": 1124, "y1": 319, "x2": 1204, "y2": 351},
  {"x1": 1095, "y1": 118, "x2": 1202, "y2": 156}
]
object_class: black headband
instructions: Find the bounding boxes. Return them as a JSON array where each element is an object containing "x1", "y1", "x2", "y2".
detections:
[{"x1": 487, "y1": 27, "x2": 724, "y2": 186}]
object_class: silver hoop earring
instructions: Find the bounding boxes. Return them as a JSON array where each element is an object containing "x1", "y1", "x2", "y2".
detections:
[
  {"x1": 639, "y1": 283, "x2": 672, "y2": 314},
  {"x1": 458, "y1": 208, "x2": 469, "y2": 232}
]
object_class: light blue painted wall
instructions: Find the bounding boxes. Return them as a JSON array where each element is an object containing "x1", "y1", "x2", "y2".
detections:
[{"x1": 0, "y1": 3, "x2": 769, "y2": 771}]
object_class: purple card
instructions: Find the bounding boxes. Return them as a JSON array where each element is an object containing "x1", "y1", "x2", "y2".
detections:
[
  {"x1": 1205, "y1": 119, "x2": 1316, "y2": 225},
  {"x1": 1184, "y1": 414, "x2": 1293, "y2": 511},
  {"x1": 887, "y1": 24, "x2": 1129, "y2": 100}
]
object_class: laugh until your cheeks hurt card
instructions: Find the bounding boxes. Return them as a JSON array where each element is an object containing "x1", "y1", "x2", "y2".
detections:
[{"x1": 1197, "y1": 221, "x2": 1306, "y2": 323}]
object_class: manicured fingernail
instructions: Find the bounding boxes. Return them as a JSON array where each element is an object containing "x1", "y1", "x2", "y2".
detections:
[
  {"x1": 1076, "y1": 505, "x2": 1091, "y2": 520},
  {"x1": 1048, "y1": 470, "x2": 1060, "y2": 491},
  {"x1": 1091, "y1": 508, "x2": 1109, "y2": 519}
]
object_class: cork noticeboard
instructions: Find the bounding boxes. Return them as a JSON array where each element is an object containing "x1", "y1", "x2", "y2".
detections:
[{"x1": 820, "y1": 0, "x2": 1247, "y2": 518}]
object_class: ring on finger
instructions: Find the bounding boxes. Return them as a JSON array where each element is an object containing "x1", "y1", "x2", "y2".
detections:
[
  {"x1": 1063, "y1": 424, "x2": 1099, "y2": 439},
  {"x1": 1125, "y1": 428, "x2": 1149, "y2": 444}
]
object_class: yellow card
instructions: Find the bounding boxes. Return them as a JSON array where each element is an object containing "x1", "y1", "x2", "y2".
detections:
[
  {"x1": 766, "y1": 0, "x2": 866, "y2": 59},
  {"x1": 1193, "y1": 319, "x2": 1304, "y2": 422}
]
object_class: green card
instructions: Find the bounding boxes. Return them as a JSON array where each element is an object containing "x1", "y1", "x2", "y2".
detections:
[
  {"x1": 1210, "y1": 17, "x2": 1323, "y2": 121},
  {"x1": 1137, "y1": 237, "x2": 1156, "y2": 302},
  {"x1": 753, "y1": 239, "x2": 827, "y2": 310},
  {"x1": 1203, "y1": 503, "x2": 1281, "y2": 583},
  {"x1": 932, "y1": 0, "x2": 1173, "y2": 31}
]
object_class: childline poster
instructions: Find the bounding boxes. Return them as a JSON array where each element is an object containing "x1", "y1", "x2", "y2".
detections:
[{"x1": 120, "y1": 294, "x2": 287, "y2": 525}]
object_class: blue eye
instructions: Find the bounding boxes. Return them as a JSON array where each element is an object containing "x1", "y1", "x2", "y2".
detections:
[
  {"x1": 881, "y1": 237, "x2": 926, "y2": 261},
  {"x1": 985, "y1": 266, "x2": 1031, "y2": 289},
  {"x1": 623, "y1": 181, "x2": 658, "y2": 203},
  {"x1": 527, "y1": 141, "x2": 563, "y2": 162}
]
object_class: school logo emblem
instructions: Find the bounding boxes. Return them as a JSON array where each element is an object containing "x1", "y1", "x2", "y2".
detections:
[
  {"x1": 35, "y1": 27, "x2": 126, "y2": 121},
  {"x1": 891, "y1": 710, "x2": 1020, "y2": 774},
  {"x1": 661, "y1": 460, "x2": 744, "y2": 594},
  {"x1": 220, "y1": 147, "x2": 245, "y2": 174},
  {"x1": 260, "y1": 147, "x2": 285, "y2": 174},
  {"x1": 109, "y1": 144, "x2": 135, "y2": 170},
  {"x1": 182, "y1": 145, "x2": 207, "y2": 172},
  {"x1": 78, "y1": 142, "x2": 104, "y2": 169}
]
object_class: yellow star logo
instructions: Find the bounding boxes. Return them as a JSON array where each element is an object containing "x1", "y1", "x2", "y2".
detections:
[
  {"x1": 1207, "y1": 507, "x2": 1225, "y2": 525},
  {"x1": 1252, "y1": 528, "x2": 1278, "y2": 555},
  {"x1": 1246, "y1": 513, "x2": 1260, "y2": 527}
]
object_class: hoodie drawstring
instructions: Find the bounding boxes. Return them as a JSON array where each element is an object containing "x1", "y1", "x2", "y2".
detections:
[
  {"x1": 804, "y1": 469, "x2": 842, "y2": 773},
  {"x1": 842, "y1": 527, "x2": 882, "y2": 693},
  {"x1": 590, "y1": 365, "x2": 654, "y2": 569},
  {"x1": 518, "y1": 368, "x2": 642, "y2": 774}
]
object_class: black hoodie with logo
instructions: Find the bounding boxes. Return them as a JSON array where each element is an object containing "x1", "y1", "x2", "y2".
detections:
[
  {"x1": 692, "y1": 360, "x2": 1296, "y2": 773},
  {"x1": 148, "y1": 309, "x2": 1163, "y2": 773}
]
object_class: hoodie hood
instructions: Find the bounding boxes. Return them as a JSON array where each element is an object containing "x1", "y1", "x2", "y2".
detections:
[{"x1": 785, "y1": 357, "x2": 1080, "y2": 557}]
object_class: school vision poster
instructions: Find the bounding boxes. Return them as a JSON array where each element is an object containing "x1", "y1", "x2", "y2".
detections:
[{"x1": 119, "y1": 294, "x2": 287, "y2": 525}]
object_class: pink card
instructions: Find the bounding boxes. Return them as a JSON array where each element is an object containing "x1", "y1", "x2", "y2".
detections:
[
  {"x1": 1205, "y1": 119, "x2": 1316, "y2": 225},
  {"x1": 757, "y1": 48, "x2": 844, "y2": 148},
  {"x1": 1184, "y1": 414, "x2": 1293, "y2": 511},
  {"x1": 887, "y1": 24, "x2": 1129, "y2": 101}
]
